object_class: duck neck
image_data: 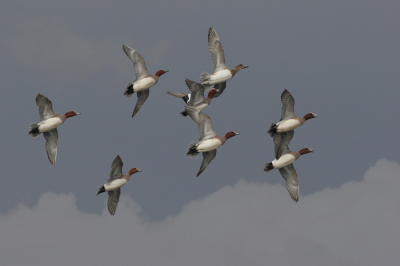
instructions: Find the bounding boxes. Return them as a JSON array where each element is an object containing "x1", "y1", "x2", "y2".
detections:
[
  {"x1": 207, "y1": 89, "x2": 217, "y2": 99},
  {"x1": 230, "y1": 67, "x2": 240, "y2": 76},
  {"x1": 124, "y1": 174, "x2": 132, "y2": 181}
]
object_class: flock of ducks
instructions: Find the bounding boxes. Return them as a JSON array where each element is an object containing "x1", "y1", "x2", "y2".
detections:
[
  {"x1": 264, "y1": 90, "x2": 317, "y2": 201},
  {"x1": 28, "y1": 27, "x2": 316, "y2": 215}
]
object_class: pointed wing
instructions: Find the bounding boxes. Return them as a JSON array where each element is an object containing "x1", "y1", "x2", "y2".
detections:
[
  {"x1": 185, "y1": 79, "x2": 206, "y2": 106},
  {"x1": 185, "y1": 109, "x2": 217, "y2": 141},
  {"x1": 122, "y1": 45, "x2": 150, "y2": 81},
  {"x1": 108, "y1": 155, "x2": 123, "y2": 182},
  {"x1": 196, "y1": 150, "x2": 217, "y2": 177},
  {"x1": 167, "y1": 91, "x2": 189, "y2": 98},
  {"x1": 208, "y1": 27, "x2": 227, "y2": 72},
  {"x1": 198, "y1": 112, "x2": 217, "y2": 141},
  {"x1": 279, "y1": 164, "x2": 299, "y2": 202},
  {"x1": 36, "y1": 94, "x2": 56, "y2": 121},
  {"x1": 132, "y1": 90, "x2": 150, "y2": 118},
  {"x1": 107, "y1": 188, "x2": 121, "y2": 216},
  {"x1": 167, "y1": 91, "x2": 189, "y2": 99},
  {"x1": 212, "y1": 82, "x2": 227, "y2": 98},
  {"x1": 43, "y1": 129, "x2": 58, "y2": 165},
  {"x1": 273, "y1": 131, "x2": 294, "y2": 159},
  {"x1": 280, "y1": 89, "x2": 296, "y2": 120}
]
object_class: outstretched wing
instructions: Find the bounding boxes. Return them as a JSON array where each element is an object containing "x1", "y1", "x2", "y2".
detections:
[
  {"x1": 107, "y1": 188, "x2": 121, "y2": 216},
  {"x1": 122, "y1": 45, "x2": 150, "y2": 81},
  {"x1": 274, "y1": 131, "x2": 294, "y2": 159},
  {"x1": 132, "y1": 90, "x2": 150, "y2": 118},
  {"x1": 280, "y1": 89, "x2": 296, "y2": 120},
  {"x1": 109, "y1": 155, "x2": 123, "y2": 182},
  {"x1": 167, "y1": 91, "x2": 190, "y2": 103},
  {"x1": 212, "y1": 82, "x2": 227, "y2": 98},
  {"x1": 198, "y1": 112, "x2": 217, "y2": 141},
  {"x1": 36, "y1": 94, "x2": 56, "y2": 121},
  {"x1": 185, "y1": 79, "x2": 206, "y2": 106},
  {"x1": 185, "y1": 109, "x2": 217, "y2": 141},
  {"x1": 208, "y1": 27, "x2": 227, "y2": 72},
  {"x1": 43, "y1": 128, "x2": 58, "y2": 165},
  {"x1": 196, "y1": 150, "x2": 217, "y2": 177},
  {"x1": 279, "y1": 164, "x2": 299, "y2": 202}
]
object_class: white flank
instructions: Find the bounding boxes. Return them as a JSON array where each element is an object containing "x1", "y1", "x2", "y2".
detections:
[
  {"x1": 272, "y1": 154, "x2": 296, "y2": 169},
  {"x1": 205, "y1": 69, "x2": 232, "y2": 85},
  {"x1": 276, "y1": 119, "x2": 301, "y2": 132},
  {"x1": 196, "y1": 138, "x2": 222, "y2": 152},
  {"x1": 133, "y1": 77, "x2": 157, "y2": 92},
  {"x1": 38, "y1": 117, "x2": 63, "y2": 132},
  {"x1": 104, "y1": 179, "x2": 128, "y2": 191}
]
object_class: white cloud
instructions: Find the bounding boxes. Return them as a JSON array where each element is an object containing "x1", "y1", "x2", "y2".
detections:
[{"x1": 1, "y1": 159, "x2": 399, "y2": 266}]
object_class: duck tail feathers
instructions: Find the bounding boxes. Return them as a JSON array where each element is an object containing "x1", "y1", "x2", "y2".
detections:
[
  {"x1": 180, "y1": 111, "x2": 189, "y2": 117},
  {"x1": 186, "y1": 141, "x2": 199, "y2": 158},
  {"x1": 199, "y1": 72, "x2": 210, "y2": 84},
  {"x1": 28, "y1": 123, "x2": 41, "y2": 138},
  {"x1": 267, "y1": 123, "x2": 277, "y2": 137},
  {"x1": 263, "y1": 162, "x2": 274, "y2": 173},
  {"x1": 124, "y1": 82, "x2": 134, "y2": 98},
  {"x1": 96, "y1": 185, "x2": 106, "y2": 195}
]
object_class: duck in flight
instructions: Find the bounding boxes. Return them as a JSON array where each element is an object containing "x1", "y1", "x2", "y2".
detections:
[
  {"x1": 122, "y1": 44, "x2": 168, "y2": 118},
  {"x1": 185, "y1": 108, "x2": 239, "y2": 177},
  {"x1": 200, "y1": 27, "x2": 248, "y2": 88},
  {"x1": 264, "y1": 130, "x2": 313, "y2": 202},
  {"x1": 28, "y1": 94, "x2": 80, "y2": 165},
  {"x1": 167, "y1": 79, "x2": 218, "y2": 117},
  {"x1": 96, "y1": 155, "x2": 142, "y2": 216},
  {"x1": 268, "y1": 89, "x2": 317, "y2": 137}
]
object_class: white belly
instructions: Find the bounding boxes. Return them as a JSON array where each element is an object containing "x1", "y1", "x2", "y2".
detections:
[
  {"x1": 133, "y1": 77, "x2": 157, "y2": 92},
  {"x1": 38, "y1": 117, "x2": 63, "y2": 132},
  {"x1": 105, "y1": 178, "x2": 128, "y2": 191},
  {"x1": 277, "y1": 119, "x2": 301, "y2": 132},
  {"x1": 207, "y1": 69, "x2": 232, "y2": 85},
  {"x1": 272, "y1": 154, "x2": 296, "y2": 169},
  {"x1": 197, "y1": 138, "x2": 222, "y2": 152}
]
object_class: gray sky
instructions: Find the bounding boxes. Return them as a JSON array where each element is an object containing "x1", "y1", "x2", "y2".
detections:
[{"x1": 1, "y1": 1, "x2": 400, "y2": 265}]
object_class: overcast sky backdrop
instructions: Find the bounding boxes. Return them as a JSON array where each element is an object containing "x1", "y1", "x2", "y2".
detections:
[{"x1": 1, "y1": 1, "x2": 400, "y2": 265}]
